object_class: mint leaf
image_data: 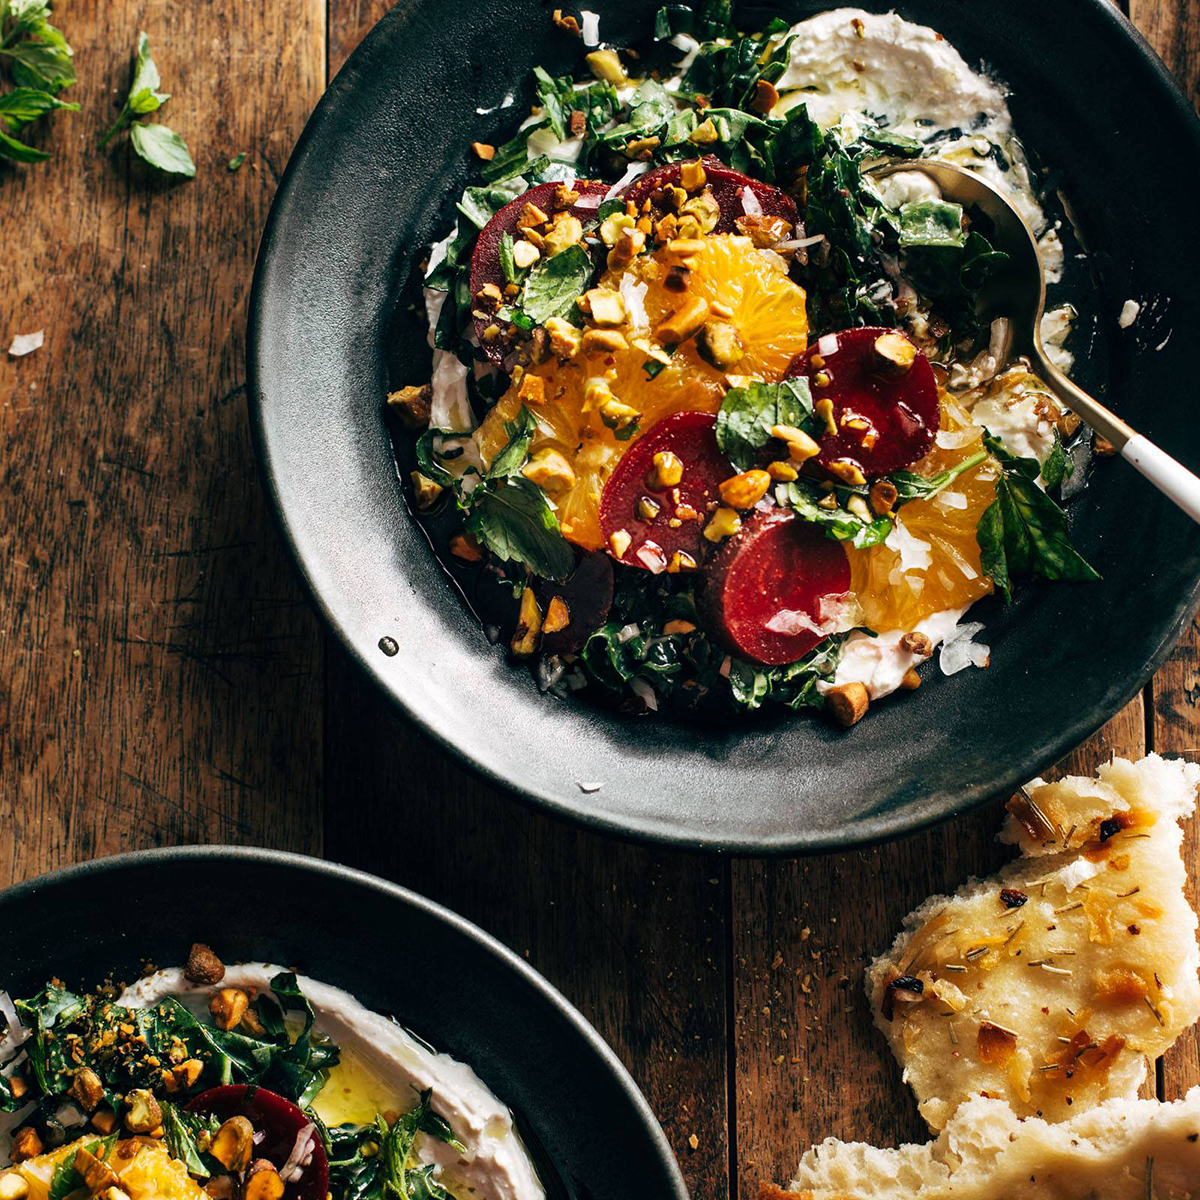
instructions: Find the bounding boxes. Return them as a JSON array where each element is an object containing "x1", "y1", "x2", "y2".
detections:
[
  {"x1": 520, "y1": 243, "x2": 592, "y2": 326},
  {"x1": 5, "y1": 2, "x2": 54, "y2": 35},
  {"x1": 129, "y1": 122, "x2": 195, "y2": 176},
  {"x1": 100, "y1": 32, "x2": 194, "y2": 176},
  {"x1": 126, "y1": 30, "x2": 169, "y2": 115},
  {"x1": 532, "y1": 65, "x2": 571, "y2": 140},
  {"x1": 0, "y1": 85, "x2": 75, "y2": 126},
  {"x1": 715, "y1": 378, "x2": 814, "y2": 471},
  {"x1": 976, "y1": 431, "x2": 1100, "y2": 603},
  {"x1": 5, "y1": 35, "x2": 74, "y2": 92},
  {"x1": 0, "y1": 122, "x2": 47, "y2": 160},
  {"x1": 161, "y1": 1104, "x2": 217, "y2": 1178},
  {"x1": 485, "y1": 404, "x2": 538, "y2": 479},
  {"x1": 456, "y1": 179, "x2": 526, "y2": 229},
  {"x1": 891, "y1": 448, "x2": 987, "y2": 503},
  {"x1": 465, "y1": 476, "x2": 574, "y2": 582},
  {"x1": 1040, "y1": 435, "x2": 1074, "y2": 489}
]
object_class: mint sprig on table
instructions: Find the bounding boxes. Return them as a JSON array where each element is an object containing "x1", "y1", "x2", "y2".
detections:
[
  {"x1": 0, "y1": 0, "x2": 78, "y2": 164},
  {"x1": 100, "y1": 31, "x2": 195, "y2": 177}
]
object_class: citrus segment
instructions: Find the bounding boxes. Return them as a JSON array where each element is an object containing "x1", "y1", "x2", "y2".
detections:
[
  {"x1": 847, "y1": 395, "x2": 997, "y2": 631},
  {"x1": 13, "y1": 1139, "x2": 209, "y2": 1200},
  {"x1": 474, "y1": 234, "x2": 808, "y2": 549}
]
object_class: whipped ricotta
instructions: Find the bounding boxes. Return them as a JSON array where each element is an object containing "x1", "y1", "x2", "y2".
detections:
[
  {"x1": 821, "y1": 606, "x2": 974, "y2": 700},
  {"x1": 774, "y1": 9, "x2": 1045, "y2": 230},
  {"x1": 120, "y1": 965, "x2": 544, "y2": 1200}
]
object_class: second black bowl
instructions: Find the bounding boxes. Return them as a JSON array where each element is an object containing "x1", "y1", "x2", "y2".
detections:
[{"x1": 0, "y1": 848, "x2": 688, "y2": 1199}]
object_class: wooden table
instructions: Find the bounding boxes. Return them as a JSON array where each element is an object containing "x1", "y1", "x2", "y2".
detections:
[{"x1": 2, "y1": 2, "x2": 1197, "y2": 1196}]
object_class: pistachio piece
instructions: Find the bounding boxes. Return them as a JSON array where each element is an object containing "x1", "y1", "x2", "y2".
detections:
[
  {"x1": 124, "y1": 1089, "x2": 163, "y2": 1135},
  {"x1": 210, "y1": 1117, "x2": 255, "y2": 1173},
  {"x1": 208, "y1": 988, "x2": 249, "y2": 1032},
  {"x1": 697, "y1": 320, "x2": 744, "y2": 369}
]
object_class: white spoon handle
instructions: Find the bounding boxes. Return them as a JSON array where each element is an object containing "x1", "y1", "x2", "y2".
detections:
[{"x1": 1121, "y1": 434, "x2": 1200, "y2": 525}]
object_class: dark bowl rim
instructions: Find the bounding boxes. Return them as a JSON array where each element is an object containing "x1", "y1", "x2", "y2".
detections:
[
  {"x1": 0, "y1": 845, "x2": 690, "y2": 1199},
  {"x1": 247, "y1": 0, "x2": 1200, "y2": 857}
]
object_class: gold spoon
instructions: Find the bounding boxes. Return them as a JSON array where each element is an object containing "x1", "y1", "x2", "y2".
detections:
[{"x1": 869, "y1": 159, "x2": 1200, "y2": 524}]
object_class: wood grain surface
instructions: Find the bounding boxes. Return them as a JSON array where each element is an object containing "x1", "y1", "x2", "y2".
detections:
[{"x1": 0, "y1": 3, "x2": 1196, "y2": 1198}]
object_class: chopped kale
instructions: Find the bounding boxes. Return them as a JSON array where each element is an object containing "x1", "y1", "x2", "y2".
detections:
[{"x1": 727, "y1": 635, "x2": 848, "y2": 713}]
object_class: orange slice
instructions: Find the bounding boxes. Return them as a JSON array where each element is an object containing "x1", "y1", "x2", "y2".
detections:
[
  {"x1": 475, "y1": 234, "x2": 808, "y2": 549},
  {"x1": 848, "y1": 394, "x2": 997, "y2": 631}
]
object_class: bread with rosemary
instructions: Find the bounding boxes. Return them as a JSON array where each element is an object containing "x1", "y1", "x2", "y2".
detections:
[{"x1": 865, "y1": 754, "x2": 1200, "y2": 1130}]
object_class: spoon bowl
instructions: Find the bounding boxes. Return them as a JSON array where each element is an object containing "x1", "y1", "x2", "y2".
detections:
[{"x1": 870, "y1": 158, "x2": 1200, "y2": 521}]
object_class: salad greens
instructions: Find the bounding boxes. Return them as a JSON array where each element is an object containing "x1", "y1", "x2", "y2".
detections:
[
  {"x1": 1, "y1": 965, "x2": 466, "y2": 1200},
  {"x1": 426, "y1": 405, "x2": 574, "y2": 583},
  {"x1": 579, "y1": 570, "x2": 847, "y2": 715},
  {"x1": 712, "y1": 381, "x2": 990, "y2": 549},
  {"x1": 405, "y1": 0, "x2": 1100, "y2": 718},
  {"x1": 324, "y1": 1094, "x2": 464, "y2": 1200},
  {"x1": 0, "y1": 0, "x2": 77, "y2": 164}
]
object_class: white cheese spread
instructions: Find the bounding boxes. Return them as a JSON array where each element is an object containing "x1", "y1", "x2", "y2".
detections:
[{"x1": 119, "y1": 965, "x2": 545, "y2": 1200}]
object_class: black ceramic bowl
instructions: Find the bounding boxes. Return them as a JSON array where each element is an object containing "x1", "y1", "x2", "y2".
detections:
[
  {"x1": 0, "y1": 848, "x2": 688, "y2": 1199},
  {"x1": 249, "y1": 0, "x2": 1200, "y2": 853}
]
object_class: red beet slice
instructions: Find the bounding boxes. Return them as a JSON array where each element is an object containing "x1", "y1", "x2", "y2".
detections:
[
  {"x1": 697, "y1": 508, "x2": 851, "y2": 666},
  {"x1": 599, "y1": 411, "x2": 734, "y2": 573},
  {"x1": 784, "y1": 326, "x2": 940, "y2": 478},
  {"x1": 188, "y1": 1086, "x2": 328, "y2": 1200},
  {"x1": 535, "y1": 551, "x2": 614, "y2": 655},
  {"x1": 469, "y1": 179, "x2": 609, "y2": 364},
  {"x1": 623, "y1": 155, "x2": 797, "y2": 235}
]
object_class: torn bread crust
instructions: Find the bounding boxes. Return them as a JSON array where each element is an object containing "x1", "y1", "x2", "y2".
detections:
[
  {"x1": 776, "y1": 1086, "x2": 1200, "y2": 1199},
  {"x1": 866, "y1": 754, "x2": 1200, "y2": 1131}
]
